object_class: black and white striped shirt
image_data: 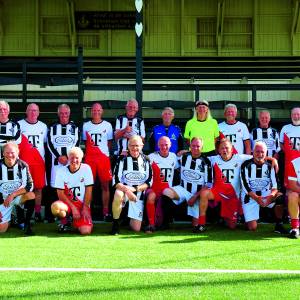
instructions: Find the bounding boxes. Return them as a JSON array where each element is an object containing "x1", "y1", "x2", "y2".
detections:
[
  {"x1": 251, "y1": 127, "x2": 280, "y2": 157},
  {"x1": 0, "y1": 120, "x2": 21, "y2": 157},
  {"x1": 115, "y1": 115, "x2": 145, "y2": 155},
  {"x1": 113, "y1": 154, "x2": 152, "y2": 201},
  {"x1": 240, "y1": 158, "x2": 277, "y2": 203},
  {"x1": 0, "y1": 158, "x2": 33, "y2": 204},
  {"x1": 180, "y1": 153, "x2": 212, "y2": 194},
  {"x1": 47, "y1": 122, "x2": 80, "y2": 166}
]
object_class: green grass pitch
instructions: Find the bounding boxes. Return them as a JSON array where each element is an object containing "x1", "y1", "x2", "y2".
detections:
[{"x1": 0, "y1": 223, "x2": 299, "y2": 299}]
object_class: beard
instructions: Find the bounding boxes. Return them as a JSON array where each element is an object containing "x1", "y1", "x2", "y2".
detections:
[{"x1": 292, "y1": 119, "x2": 300, "y2": 126}]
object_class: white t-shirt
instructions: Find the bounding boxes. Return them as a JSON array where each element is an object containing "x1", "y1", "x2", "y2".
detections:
[
  {"x1": 148, "y1": 152, "x2": 179, "y2": 187},
  {"x1": 54, "y1": 163, "x2": 94, "y2": 203},
  {"x1": 82, "y1": 120, "x2": 113, "y2": 157},
  {"x1": 18, "y1": 119, "x2": 48, "y2": 159},
  {"x1": 209, "y1": 154, "x2": 252, "y2": 197},
  {"x1": 218, "y1": 121, "x2": 250, "y2": 154},
  {"x1": 280, "y1": 123, "x2": 300, "y2": 150}
]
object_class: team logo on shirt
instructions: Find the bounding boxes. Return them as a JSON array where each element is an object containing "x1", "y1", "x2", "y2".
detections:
[
  {"x1": 182, "y1": 170, "x2": 201, "y2": 181},
  {"x1": 124, "y1": 171, "x2": 147, "y2": 185},
  {"x1": 249, "y1": 179, "x2": 269, "y2": 190},
  {"x1": 55, "y1": 136, "x2": 74, "y2": 145},
  {"x1": 0, "y1": 180, "x2": 22, "y2": 194}
]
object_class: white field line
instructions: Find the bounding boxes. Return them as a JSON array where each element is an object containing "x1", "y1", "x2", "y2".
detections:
[{"x1": 0, "y1": 268, "x2": 299, "y2": 274}]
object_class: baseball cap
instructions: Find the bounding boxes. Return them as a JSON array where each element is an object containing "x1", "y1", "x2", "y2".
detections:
[{"x1": 195, "y1": 100, "x2": 209, "y2": 107}]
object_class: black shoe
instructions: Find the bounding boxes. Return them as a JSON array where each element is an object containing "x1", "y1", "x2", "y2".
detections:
[
  {"x1": 110, "y1": 220, "x2": 120, "y2": 235},
  {"x1": 58, "y1": 223, "x2": 72, "y2": 233},
  {"x1": 192, "y1": 225, "x2": 206, "y2": 233},
  {"x1": 289, "y1": 229, "x2": 299, "y2": 239},
  {"x1": 24, "y1": 225, "x2": 35, "y2": 236},
  {"x1": 144, "y1": 225, "x2": 155, "y2": 234},
  {"x1": 34, "y1": 212, "x2": 42, "y2": 223},
  {"x1": 104, "y1": 214, "x2": 112, "y2": 222},
  {"x1": 274, "y1": 223, "x2": 289, "y2": 234}
]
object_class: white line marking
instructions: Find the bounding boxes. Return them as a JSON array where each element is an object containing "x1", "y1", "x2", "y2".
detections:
[{"x1": 0, "y1": 268, "x2": 299, "y2": 274}]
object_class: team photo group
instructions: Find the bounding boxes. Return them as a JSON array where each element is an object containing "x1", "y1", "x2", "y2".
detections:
[{"x1": 0, "y1": 98, "x2": 300, "y2": 239}]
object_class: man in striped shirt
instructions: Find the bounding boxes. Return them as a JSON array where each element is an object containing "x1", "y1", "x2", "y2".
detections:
[
  {"x1": 251, "y1": 111, "x2": 280, "y2": 159},
  {"x1": 114, "y1": 99, "x2": 145, "y2": 156},
  {"x1": 162, "y1": 137, "x2": 212, "y2": 231},
  {"x1": 0, "y1": 142, "x2": 35, "y2": 235},
  {"x1": 46, "y1": 104, "x2": 80, "y2": 222},
  {"x1": 111, "y1": 135, "x2": 152, "y2": 235},
  {"x1": 0, "y1": 100, "x2": 21, "y2": 157},
  {"x1": 240, "y1": 141, "x2": 286, "y2": 232}
]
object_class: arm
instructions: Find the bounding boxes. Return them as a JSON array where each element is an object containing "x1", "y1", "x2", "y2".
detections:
[
  {"x1": 4, "y1": 187, "x2": 27, "y2": 207},
  {"x1": 244, "y1": 139, "x2": 251, "y2": 155}
]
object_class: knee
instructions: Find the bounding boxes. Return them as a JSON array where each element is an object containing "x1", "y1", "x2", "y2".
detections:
[
  {"x1": 247, "y1": 221, "x2": 257, "y2": 231},
  {"x1": 162, "y1": 188, "x2": 174, "y2": 199},
  {"x1": 147, "y1": 192, "x2": 156, "y2": 204},
  {"x1": 51, "y1": 201, "x2": 66, "y2": 217},
  {"x1": 130, "y1": 220, "x2": 142, "y2": 232},
  {"x1": 0, "y1": 223, "x2": 8, "y2": 233},
  {"x1": 79, "y1": 226, "x2": 92, "y2": 235}
]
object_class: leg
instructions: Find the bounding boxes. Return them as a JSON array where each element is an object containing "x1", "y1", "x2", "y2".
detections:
[
  {"x1": 130, "y1": 219, "x2": 142, "y2": 232},
  {"x1": 78, "y1": 225, "x2": 93, "y2": 235},
  {"x1": 161, "y1": 188, "x2": 179, "y2": 228},
  {"x1": 288, "y1": 191, "x2": 300, "y2": 238},
  {"x1": 101, "y1": 181, "x2": 110, "y2": 218},
  {"x1": 247, "y1": 220, "x2": 257, "y2": 231},
  {"x1": 0, "y1": 222, "x2": 9, "y2": 233},
  {"x1": 34, "y1": 188, "x2": 43, "y2": 222},
  {"x1": 146, "y1": 191, "x2": 156, "y2": 226},
  {"x1": 51, "y1": 200, "x2": 69, "y2": 218},
  {"x1": 111, "y1": 189, "x2": 125, "y2": 235},
  {"x1": 21, "y1": 192, "x2": 36, "y2": 235}
]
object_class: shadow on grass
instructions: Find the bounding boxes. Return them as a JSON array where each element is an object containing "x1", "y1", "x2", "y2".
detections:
[
  {"x1": 1, "y1": 223, "x2": 291, "y2": 242},
  {"x1": 1, "y1": 272, "x2": 299, "y2": 299}
]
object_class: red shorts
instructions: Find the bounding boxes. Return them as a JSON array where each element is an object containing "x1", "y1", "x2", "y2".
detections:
[
  {"x1": 28, "y1": 162, "x2": 46, "y2": 189},
  {"x1": 85, "y1": 155, "x2": 112, "y2": 183},
  {"x1": 210, "y1": 187, "x2": 239, "y2": 223},
  {"x1": 66, "y1": 200, "x2": 93, "y2": 229}
]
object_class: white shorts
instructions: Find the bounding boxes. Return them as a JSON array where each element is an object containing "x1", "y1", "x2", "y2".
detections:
[
  {"x1": 172, "y1": 185, "x2": 199, "y2": 219},
  {"x1": 242, "y1": 198, "x2": 275, "y2": 222},
  {"x1": 0, "y1": 196, "x2": 22, "y2": 224},
  {"x1": 50, "y1": 164, "x2": 64, "y2": 187},
  {"x1": 123, "y1": 196, "x2": 144, "y2": 222}
]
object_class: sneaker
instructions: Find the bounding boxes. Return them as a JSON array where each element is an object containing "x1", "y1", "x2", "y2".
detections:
[
  {"x1": 145, "y1": 225, "x2": 155, "y2": 234},
  {"x1": 24, "y1": 225, "x2": 35, "y2": 236},
  {"x1": 57, "y1": 223, "x2": 72, "y2": 233},
  {"x1": 34, "y1": 212, "x2": 42, "y2": 223},
  {"x1": 289, "y1": 229, "x2": 299, "y2": 239},
  {"x1": 110, "y1": 220, "x2": 119, "y2": 235},
  {"x1": 274, "y1": 223, "x2": 289, "y2": 234},
  {"x1": 192, "y1": 225, "x2": 206, "y2": 233}
]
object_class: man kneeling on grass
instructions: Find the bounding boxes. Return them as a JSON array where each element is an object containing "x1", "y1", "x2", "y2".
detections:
[
  {"x1": 240, "y1": 141, "x2": 287, "y2": 233},
  {"x1": 0, "y1": 142, "x2": 35, "y2": 235},
  {"x1": 51, "y1": 147, "x2": 94, "y2": 235},
  {"x1": 111, "y1": 135, "x2": 152, "y2": 235}
]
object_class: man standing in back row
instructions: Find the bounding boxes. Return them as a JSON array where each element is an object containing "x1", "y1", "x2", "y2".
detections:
[
  {"x1": 18, "y1": 103, "x2": 48, "y2": 222},
  {"x1": 114, "y1": 98, "x2": 145, "y2": 156},
  {"x1": 82, "y1": 103, "x2": 113, "y2": 221},
  {"x1": 47, "y1": 104, "x2": 80, "y2": 222}
]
